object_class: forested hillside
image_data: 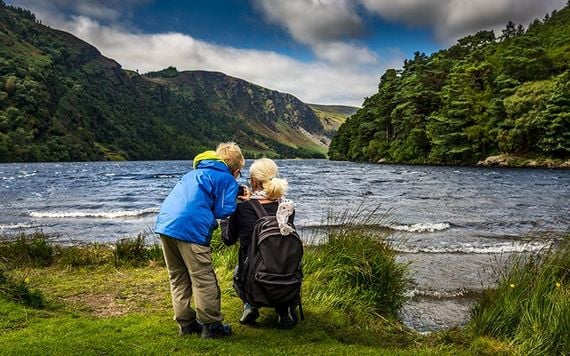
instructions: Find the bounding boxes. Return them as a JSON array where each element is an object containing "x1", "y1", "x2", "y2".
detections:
[
  {"x1": 329, "y1": 4, "x2": 570, "y2": 166},
  {"x1": 0, "y1": 2, "x2": 327, "y2": 162}
]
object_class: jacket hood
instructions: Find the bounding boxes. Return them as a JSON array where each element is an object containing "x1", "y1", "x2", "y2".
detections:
[{"x1": 193, "y1": 151, "x2": 225, "y2": 169}]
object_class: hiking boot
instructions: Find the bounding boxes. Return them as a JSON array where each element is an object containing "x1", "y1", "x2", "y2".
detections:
[
  {"x1": 179, "y1": 320, "x2": 203, "y2": 336},
  {"x1": 276, "y1": 306, "x2": 297, "y2": 329},
  {"x1": 201, "y1": 322, "x2": 232, "y2": 339},
  {"x1": 239, "y1": 304, "x2": 259, "y2": 325}
]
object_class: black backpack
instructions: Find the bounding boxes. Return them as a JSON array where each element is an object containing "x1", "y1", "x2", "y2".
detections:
[{"x1": 234, "y1": 200, "x2": 304, "y2": 317}]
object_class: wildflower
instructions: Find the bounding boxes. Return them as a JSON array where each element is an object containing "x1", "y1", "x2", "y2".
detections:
[
  {"x1": 509, "y1": 283, "x2": 515, "y2": 288},
  {"x1": 24, "y1": 277, "x2": 30, "y2": 284},
  {"x1": 555, "y1": 282, "x2": 561, "y2": 289}
]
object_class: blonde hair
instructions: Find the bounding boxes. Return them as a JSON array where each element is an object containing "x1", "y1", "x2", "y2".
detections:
[
  {"x1": 250, "y1": 158, "x2": 288, "y2": 200},
  {"x1": 216, "y1": 142, "x2": 245, "y2": 172}
]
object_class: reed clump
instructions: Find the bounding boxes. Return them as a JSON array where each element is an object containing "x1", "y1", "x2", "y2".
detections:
[
  {"x1": 302, "y1": 206, "x2": 411, "y2": 319},
  {"x1": 114, "y1": 232, "x2": 165, "y2": 266},
  {"x1": 469, "y1": 236, "x2": 569, "y2": 355},
  {"x1": 303, "y1": 228, "x2": 410, "y2": 319},
  {"x1": 0, "y1": 231, "x2": 164, "y2": 268},
  {"x1": 57, "y1": 244, "x2": 115, "y2": 267},
  {"x1": 0, "y1": 231, "x2": 54, "y2": 267}
]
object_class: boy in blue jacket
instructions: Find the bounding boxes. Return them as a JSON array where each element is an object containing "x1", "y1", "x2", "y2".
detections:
[{"x1": 155, "y1": 142, "x2": 245, "y2": 339}]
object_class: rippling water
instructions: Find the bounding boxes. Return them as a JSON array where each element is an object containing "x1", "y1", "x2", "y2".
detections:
[{"x1": 1, "y1": 160, "x2": 569, "y2": 331}]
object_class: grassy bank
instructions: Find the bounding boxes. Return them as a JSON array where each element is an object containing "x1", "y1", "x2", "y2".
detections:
[
  {"x1": 470, "y1": 237, "x2": 569, "y2": 355},
  {"x1": 2, "y1": 228, "x2": 566, "y2": 355}
]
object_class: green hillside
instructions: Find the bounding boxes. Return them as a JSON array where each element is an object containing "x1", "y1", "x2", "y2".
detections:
[
  {"x1": 329, "y1": 5, "x2": 570, "y2": 167},
  {"x1": 0, "y1": 2, "x2": 328, "y2": 162},
  {"x1": 146, "y1": 68, "x2": 330, "y2": 158},
  {"x1": 307, "y1": 103, "x2": 358, "y2": 134}
]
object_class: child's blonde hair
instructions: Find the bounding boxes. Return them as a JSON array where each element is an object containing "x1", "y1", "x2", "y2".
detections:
[
  {"x1": 250, "y1": 158, "x2": 288, "y2": 200},
  {"x1": 216, "y1": 142, "x2": 245, "y2": 173}
]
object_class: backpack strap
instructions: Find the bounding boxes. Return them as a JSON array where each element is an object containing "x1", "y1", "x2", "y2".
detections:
[{"x1": 249, "y1": 199, "x2": 268, "y2": 219}]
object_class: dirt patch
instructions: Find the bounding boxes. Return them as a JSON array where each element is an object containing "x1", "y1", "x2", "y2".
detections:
[
  {"x1": 63, "y1": 293, "x2": 125, "y2": 317},
  {"x1": 63, "y1": 290, "x2": 167, "y2": 317}
]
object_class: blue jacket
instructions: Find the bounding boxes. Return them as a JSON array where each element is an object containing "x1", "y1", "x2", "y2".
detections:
[{"x1": 154, "y1": 158, "x2": 238, "y2": 246}]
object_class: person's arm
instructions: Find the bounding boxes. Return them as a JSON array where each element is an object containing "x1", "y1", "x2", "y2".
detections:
[
  {"x1": 212, "y1": 177, "x2": 238, "y2": 219},
  {"x1": 220, "y1": 216, "x2": 237, "y2": 246}
]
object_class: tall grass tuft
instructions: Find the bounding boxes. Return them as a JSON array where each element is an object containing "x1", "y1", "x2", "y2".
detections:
[
  {"x1": 57, "y1": 244, "x2": 115, "y2": 267},
  {"x1": 115, "y1": 233, "x2": 162, "y2": 265},
  {"x1": 303, "y1": 205, "x2": 410, "y2": 318},
  {"x1": 0, "y1": 231, "x2": 165, "y2": 268},
  {"x1": 210, "y1": 229, "x2": 239, "y2": 271},
  {"x1": 0, "y1": 231, "x2": 54, "y2": 267},
  {"x1": 469, "y1": 235, "x2": 569, "y2": 355},
  {"x1": 0, "y1": 268, "x2": 45, "y2": 308},
  {"x1": 146, "y1": 242, "x2": 165, "y2": 266}
]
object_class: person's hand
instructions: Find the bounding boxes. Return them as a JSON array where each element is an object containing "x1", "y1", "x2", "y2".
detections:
[{"x1": 238, "y1": 185, "x2": 251, "y2": 201}]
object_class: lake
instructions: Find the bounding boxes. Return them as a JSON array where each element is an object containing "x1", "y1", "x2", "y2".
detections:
[{"x1": 1, "y1": 159, "x2": 569, "y2": 331}]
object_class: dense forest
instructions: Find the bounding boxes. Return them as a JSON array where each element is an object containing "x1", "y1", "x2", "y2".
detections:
[
  {"x1": 0, "y1": 2, "x2": 332, "y2": 162},
  {"x1": 329, "y1": 4, "x2": 570, "y2": 166}
]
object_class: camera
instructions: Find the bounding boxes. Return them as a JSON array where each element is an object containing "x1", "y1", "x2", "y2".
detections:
[{"x1": 237, "y1": 185, "x2": 246, "y2": 197}]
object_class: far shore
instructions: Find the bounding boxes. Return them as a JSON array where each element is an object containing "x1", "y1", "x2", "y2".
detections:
[{"x1": 1, "y1": 154, "x2": 569, "y2": 169}]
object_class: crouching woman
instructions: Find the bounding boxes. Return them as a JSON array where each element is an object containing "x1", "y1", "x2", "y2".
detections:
[{"x1": 221, "y1": 158, "x2": 302, "y2": 329}]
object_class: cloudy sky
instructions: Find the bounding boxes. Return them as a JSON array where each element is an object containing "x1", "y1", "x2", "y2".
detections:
[{"x1": 7, "y1": 0, "x2": 566, "y2": 106}]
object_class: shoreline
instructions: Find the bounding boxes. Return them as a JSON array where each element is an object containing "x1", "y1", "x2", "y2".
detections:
[
  {"x1": 476, "y1": 154, "x2": 570, "y2": 169},
  {"x1": 331, "y1": 154, "x2": 570, "y2": 169},
  {"x1": 1, "y1": 155, "x2": 569, "y2": 169}
]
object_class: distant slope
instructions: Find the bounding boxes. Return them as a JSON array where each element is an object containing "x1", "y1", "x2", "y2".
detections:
[
  {"x1": 308, "y1": 104, "x2": 359, "y2": 117},
  {"x1": 0, "y1": 3, "x2": 329, "y2": 162},
  {"x1": 307, "y1": 104, "x2": 358, "y2": 138},
  {"x1": 145, "y1": 68, "x2": 330, "y2": 158}
]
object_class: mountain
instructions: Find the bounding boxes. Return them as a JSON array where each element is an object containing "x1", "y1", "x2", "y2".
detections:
[
  {"x1": 145, "y1": 67, "x2": 329, "y2": 157},
  {"x1": 0, "y1": 2, "x2": 329, "y2": 162},
  {"x1": 307, "y1": 103, "x2": 358, "y2": 140},
  {"x1": 329, "y1": 5, "x2": 570, "y2": 167}
]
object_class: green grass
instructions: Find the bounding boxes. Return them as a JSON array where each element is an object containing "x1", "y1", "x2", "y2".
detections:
[
  {"x1": 0, "y1": 265, "x2": 466, "y2": 355},
  {"x1": 2, "y1": 228, "x2": 565, "y2": 354},
  {"x1": 0, "y1": 269, "x2": 45, "y2": 308},
  {"x1": 469, "y1": 236, "x2": 570, "y2": 355},
  {"x1": 303, "y1": 229, "x2": 410, "y2": 319},
  {"x1": 0, "y1": 228, "x2": 475, "y2": 355}
]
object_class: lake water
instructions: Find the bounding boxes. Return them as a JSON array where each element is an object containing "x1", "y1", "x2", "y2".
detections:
[{"x1": 1, "y1": 160, "x2": 569, "y2": 331}]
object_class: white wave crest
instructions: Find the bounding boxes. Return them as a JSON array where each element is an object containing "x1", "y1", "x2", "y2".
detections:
[
  {"x1": 395, "y1": 241, "x2": 552, "y2": 254},
  {"x1": 0, "y1": 223, "x2": 40, "y2": 229},
  {"x1": 388, "y1": 222, "x2": 450, "y2": 233},
  {"x1": 29, "y1": 207, "x2": 159, "y2": 219},
  {"x1": 405, "y1": 288, "x2": 480, "y2": 299}
]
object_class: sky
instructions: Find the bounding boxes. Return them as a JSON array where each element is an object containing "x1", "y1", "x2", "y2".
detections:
[{"x1": 6, "y1": 0, "x2": 566, "y2": 106}]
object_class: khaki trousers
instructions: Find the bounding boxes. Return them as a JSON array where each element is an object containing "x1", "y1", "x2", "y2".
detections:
[{"x1": 160, "y1": 235, "x2": 223, "y2": 326}]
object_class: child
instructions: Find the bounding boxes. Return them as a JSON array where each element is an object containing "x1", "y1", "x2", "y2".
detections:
[{"x1": 155, "y1": 142, "x2": 245, "y2": 338}]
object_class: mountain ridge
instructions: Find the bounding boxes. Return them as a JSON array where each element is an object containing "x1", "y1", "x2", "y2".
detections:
[{"x1": 0, "y1": 2, "x2": 340, "y2": 162}]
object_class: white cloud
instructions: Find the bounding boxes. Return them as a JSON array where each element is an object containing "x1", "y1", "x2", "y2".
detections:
[
  {"x1": 251, "y1": 0, "x2": 380, "y2": 65},
  {"x1": 25, "y1": 10, "x2": 397, "y2": 106},
  {"x1": 9, "y1": 0, "x2": 152, "y2": 22},
  {"x1": 313, "y1": 41, "x2": 379, "y2": 66},
  {"x1": 252, "y1": 0, "x2": 364, "y2": 45},
  {"x1": 359, "y1": 0, "x2": 566, "y2": 43}
]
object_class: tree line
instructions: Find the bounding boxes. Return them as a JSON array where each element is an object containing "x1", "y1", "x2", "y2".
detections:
[{"x1": 329, "y1": 5, "x2": 570, "y2": 165}]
